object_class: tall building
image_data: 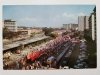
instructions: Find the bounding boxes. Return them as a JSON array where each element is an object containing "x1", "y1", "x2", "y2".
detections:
[
  {"x1": 78, "y1": 16, "x2": 89, "y2": 31},
  {"x1": 63, "y1": 24, "x2": 71, "y2": 30},
  {"x1": 85, "y1": 16, "x2": 89, "y2": 29},
  {"x1": 63, "y1": 24, "x2": 78, "y2": 30},
  {"x1": 78, "y1": 16, "x2": 85, "y2": 31},
  {"x1": 88, "y1": 7, "x2": 96, "y2": 41},
  {"x1": 72, "y1": 24, "x2": 78, "y2": 30},
  {"x1": 4, "y1": 19, "x2": 17, "y2": 32}
]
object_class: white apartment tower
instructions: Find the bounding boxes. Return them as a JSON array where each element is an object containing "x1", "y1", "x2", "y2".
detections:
[
  {"x1": 78, "y1": 16, "x2": 85, "y2": 31},
  {"x1": 78, "y1": 16, "x2": 89, "y2": 31},
  {"x1": 63, "y1": 24, "x2": 78, "y2": 30},
  {"x1": 4, "y1": 19, "x2": 17, "y2": 32},
  {"x1": 89, "y1": 7, "x2": 96, "y2": 41},
  {"x1": 85, "y1": 16, "x2": 89, "y2": 29}
]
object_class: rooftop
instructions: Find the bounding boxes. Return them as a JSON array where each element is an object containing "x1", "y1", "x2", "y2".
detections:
[
  {"x1": 4, "y1": 19, "x2": 16, "y2": 22},
  {"x1": 3, "y1": 36, "x2": 49, "y2": 51}
]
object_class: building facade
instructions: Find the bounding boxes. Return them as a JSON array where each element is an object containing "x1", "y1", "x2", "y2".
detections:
[
  {"x1": 63, "y1": 24, "x2": 71, "y2": 30},
  {"x1": 88, "y1": 7, "x2": 96, "y2": 41},
  {"x1": 4, "y1": 19, "x2": 17, "y2": 32},
  {"x1": 85, "y1": 16, "x2": 89, "y2": 29},
  {"x1": 78, "y1": 16, "x2": 89, "y2": 31},
  {"x1": 17, "y1": 27, "x2": 43, "y2": 36},
  {"x1": 78, "y1": 16, "x2": 85, "y2": 31},
  {"x1": 72, "y1": 24, "x2": 78, "y2": 30},
  {"x1": 63, "y1": 24, "x2": 78, "y2": 30}
]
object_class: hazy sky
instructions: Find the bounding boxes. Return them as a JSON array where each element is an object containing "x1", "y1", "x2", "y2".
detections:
[{"x1": 3, "y1": 5, "x2": 95, "y2": 27}]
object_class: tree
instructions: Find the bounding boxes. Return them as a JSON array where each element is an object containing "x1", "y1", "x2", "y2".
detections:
[
  {"x1": 49, "y1": 32, "x2": 58, "y2": 38},
  {"x1": 3, "y1": 27, "x2": 22, "y2": 39},
  {"x1": 3, "y1": 27, "x2": 10, "y2": 39},
  {"x1": 42, "y1": 27, "x2": 54, "y2": 36}
]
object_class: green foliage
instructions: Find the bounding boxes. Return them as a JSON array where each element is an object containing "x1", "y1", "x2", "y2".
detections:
[
  {"x1": 3, "y1": 27, "x2": 21, "y2": 39},
  {"x1": 84, "y1": 33, "x2": 97, "y2": 68},
  {"x1": 42, "y1": 27, "x2": 54, "y2": 36},
  {"x1": 49, "y1": 33, "x2": 58, "y2": 38}
]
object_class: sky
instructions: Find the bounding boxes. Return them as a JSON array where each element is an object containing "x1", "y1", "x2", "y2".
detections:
[{"x1": 3, "y1": 5, "x2": 95, "y2": 28}]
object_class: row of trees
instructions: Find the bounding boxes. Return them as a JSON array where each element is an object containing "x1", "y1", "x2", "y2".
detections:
[
  {"x1": 42, "y1": 27, "x2": 58, "y2": 38},
  {"x1": 84, "y1": 29, "x2": 97, "y2": 68},
  {"x1": 42, "y1": 27, "x2": 54, "y2": 36}
]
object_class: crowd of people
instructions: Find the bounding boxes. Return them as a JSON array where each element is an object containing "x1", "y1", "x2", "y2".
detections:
[{"x1": 4, "y1": 35, "x2": 72, "y2": 70}]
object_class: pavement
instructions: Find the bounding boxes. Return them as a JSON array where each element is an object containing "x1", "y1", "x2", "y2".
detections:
[{"x1": 3, "y1": 36, "x2": 49, "y2": 51}]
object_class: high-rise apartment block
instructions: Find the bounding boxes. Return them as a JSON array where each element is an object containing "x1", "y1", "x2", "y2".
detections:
[
  {"x1": 88, "y1": 7, "x2": 96, "y2": 41},
  {"x1": 78, "y1": 16, "x2": 89, "y2": 31},
  {"x1": 63, "y1": 24, "x2": 78, "y2": 30}
]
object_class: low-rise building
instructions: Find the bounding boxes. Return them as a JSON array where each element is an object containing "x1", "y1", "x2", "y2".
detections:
[{"x1": 17, "y1": 27, "x2": 43, "y2": 36}]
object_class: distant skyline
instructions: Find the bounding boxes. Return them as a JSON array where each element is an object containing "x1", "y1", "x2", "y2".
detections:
[{"x1": 3, "y1": 5, "x2": 95, "y2": 28}]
